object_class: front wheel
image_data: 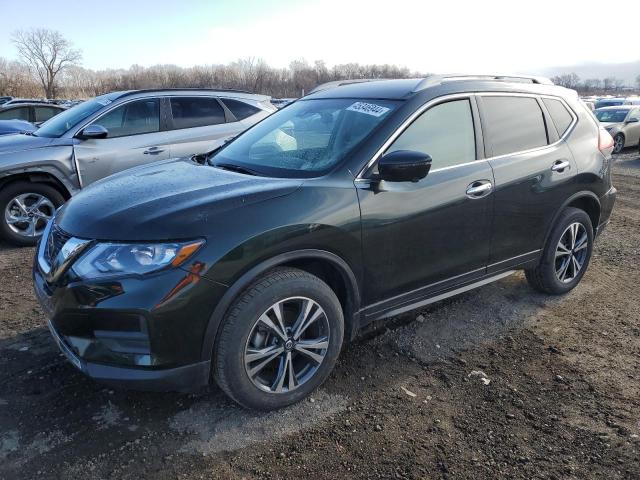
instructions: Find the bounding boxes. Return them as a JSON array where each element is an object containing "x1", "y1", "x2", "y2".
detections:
[
  {"x1": 525, "y1": 207, "x2": 594, "y2": 295},
  {"x1": 0, "y1": 181, "x2": 64, "y2": 246},
  {"x1": 213, "y1": 267, "x2": 344, "y2": 410},
  {"x1": 613, "y1": 133, "x2": 625, "y2": 154}
]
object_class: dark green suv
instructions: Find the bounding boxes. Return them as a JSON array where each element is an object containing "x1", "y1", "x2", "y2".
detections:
[{"x1": 34, "y1": 75, "x2": 617, "y2": 410}]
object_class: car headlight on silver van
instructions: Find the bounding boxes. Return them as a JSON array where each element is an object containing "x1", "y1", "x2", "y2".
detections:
[{"x1": 71, "y1": 240, "x2": 204, "y2": 280}]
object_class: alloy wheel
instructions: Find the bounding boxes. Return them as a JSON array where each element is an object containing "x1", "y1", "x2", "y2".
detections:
[
  {"x1": 613, "y1": 135, "x2": 624, "y2": 153},
  {"x1": 244, "y1": 296, "x2": 330, "y2": 394},
  {"x1": 4, "y1": 193, "x2": 55, "y2": 238},
  {"x1": 555, "y1": 222, "x2": 588, "y2": 283}
]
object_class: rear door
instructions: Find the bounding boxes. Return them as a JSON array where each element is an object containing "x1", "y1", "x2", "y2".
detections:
[
  {"x1": 478, "y1": 94, "x2": 578, "y2": 271},
  {"x1": 163, "y1": 96, "x2": 243, "y2": 158},
  {"x1": 73, "y1": 98, "x2": 171, "y2": 187}
]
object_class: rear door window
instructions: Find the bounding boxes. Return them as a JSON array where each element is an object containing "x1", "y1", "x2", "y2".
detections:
[
  {"x1": 35, "y1": 106, "x2": 62, "y2": 123},
  {"x1": 386, "y1": 99, "x2": 476, "y2": 169},
  {"x1": 0, "y1": 107, "x2": 30, "y2": 121},
  {"x1": 222, "y1": 99, "x2": 261, "y2": 120},
  {"x1": 169, "y1": 97, "x2": 226, "y2": 129},
  {"x1": 481, "y1": 96, "x2": 548, "y2": 157},
  {"x1": 93, "y1": 99, "x2": 160, "y2": 138},
  {"x1": 542, "y1": 98, "x2": 574, "y2": 136}
]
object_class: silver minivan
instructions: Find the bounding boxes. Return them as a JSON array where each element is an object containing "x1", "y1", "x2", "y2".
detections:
[{"x1": 0, "y1": 89, "x2": 275, "y2": 245}]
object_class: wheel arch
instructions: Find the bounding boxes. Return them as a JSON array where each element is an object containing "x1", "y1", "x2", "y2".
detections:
[
  {"x1": 0, "y1": 171, "x2": 73, "y2": 200},
  {"x1": 544, "y1": 191, "x2": 601, "y2": 248},
  {"x1": 200, "y1": 249, "x2": 362, "y2": 364}
]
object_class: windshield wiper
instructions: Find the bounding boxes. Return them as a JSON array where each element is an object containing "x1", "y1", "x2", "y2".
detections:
[{"x1": 214, "y1": 163, "x2": 261, "y2": 176}]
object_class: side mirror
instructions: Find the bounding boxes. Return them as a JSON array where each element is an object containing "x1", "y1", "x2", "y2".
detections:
[
  {"x1": 626, "y1": 117, "x2": 639, "y2": 124},
  {"x1": 78, "y1": 124, "x2": 108, "y2": 140},
  {"x1": 378, "y1": 150, "x2": 432, "y2": 182}
]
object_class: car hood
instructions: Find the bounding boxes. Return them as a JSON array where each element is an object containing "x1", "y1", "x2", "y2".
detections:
[
  {"x1": 56, "y1": 157, "x2": 303, "y2": 241},
  {"x1": 600, "y1": 122, "x2": 622, "y2": 129},
  {"x1": 0, "y1": 132, "x2": 58, "y2": 154},
  {"x1": 0, "y1": 120, "x2": 36, "y2": 136}
]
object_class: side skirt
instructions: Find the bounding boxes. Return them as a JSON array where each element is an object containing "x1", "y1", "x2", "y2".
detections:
[{"x1": 359, "y1": 270, "x2": 516, "y2": 324}]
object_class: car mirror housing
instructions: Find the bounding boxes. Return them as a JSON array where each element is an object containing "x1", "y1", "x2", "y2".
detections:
[
  {"x1": 625, "y1": 118, "x2": 639, "y2": 124},
  {"x1": 378, "y1": 150, "x2": 432, "y2": 182},
  {"x1": 77, "y1": 124, "x2": 108, "y2": 140}
]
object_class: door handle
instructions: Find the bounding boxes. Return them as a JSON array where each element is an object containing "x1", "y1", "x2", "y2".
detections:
[
  {"x1": 143, "y1": 147, "x2": 164, "y2": 155},
  {"x1": 551, "y1": 160, "x2": 570, "y2": 172},
  {"x1": 466, "y1": 180, "x2": 493, "y2": 198}
]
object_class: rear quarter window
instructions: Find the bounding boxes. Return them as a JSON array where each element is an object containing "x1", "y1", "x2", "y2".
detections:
[
  {"x1": 481, "y1": 96, "x2": 548, "y2": 157},
  {"x1": 543, "y1": 98, "x2": 574, "y2": 137},
  {"x1": 222, "y1": 99, "x2": 261, "y2": 120}
]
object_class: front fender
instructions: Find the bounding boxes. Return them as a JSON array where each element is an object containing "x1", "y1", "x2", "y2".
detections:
[
  {"x1": 198, "y1": 248, "x2": 361, "y2": 363},
  {"x1": 0, "y1": 146, "x2": 80, "y2": 194}
]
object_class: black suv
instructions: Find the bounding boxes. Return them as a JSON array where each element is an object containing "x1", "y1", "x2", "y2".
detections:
[{"x1": 33, "y1": 75, "x2": 617, "y2": 410}]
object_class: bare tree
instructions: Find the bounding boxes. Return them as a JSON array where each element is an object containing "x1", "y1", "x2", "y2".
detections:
[
  {"x1": 582, "y1": 78, "x2": 602, "y2": 92},
  {"x1": 603, "y1": 77, "x2": 616, "y2": 91},
  {"x1": 550, "y1": 73, "x2": 581, "y2": 89},
  {"x1": 11, "y1": 28, "x2": 82, "y2": 98}
]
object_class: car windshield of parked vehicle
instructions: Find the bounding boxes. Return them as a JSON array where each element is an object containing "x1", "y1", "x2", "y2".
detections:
[
  {"x1": 595, "y1": 109, "x2": 629, "y2": 123},
  {"x1": 210, "y1": 98, "x2": 398, "y2": 177},
  {"x1": 34, "y1": 92, "x2": 123, "y2": 138}
]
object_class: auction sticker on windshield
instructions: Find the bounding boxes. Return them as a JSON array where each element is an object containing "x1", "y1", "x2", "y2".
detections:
[{"x1": 347, "y1": 101, "x2": 390, "y2": 117}]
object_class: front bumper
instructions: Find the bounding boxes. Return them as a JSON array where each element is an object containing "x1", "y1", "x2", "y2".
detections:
[
  {"x1": 46, "y1": 318, "x2": 210, "y2": 391},
  {"x1": 33, "y1": 235, "x2": 226, "y2": 392}
]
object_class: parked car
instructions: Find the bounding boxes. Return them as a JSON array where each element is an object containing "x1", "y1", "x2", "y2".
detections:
[
  {"x1": 0, "y1": 89, "x2": 275, "y2": 245},
  {"x1": 33, "y1": 75, "x2": 616, "y2": 410},
  {"x1": 594, "y1": 105, "x2": 640, "y2": 153},
  {"x1": 0, "y1": 96, "x2": 13, "y2": 106},
  {"x1": 271, "y1": 98, "x2": 296, "y2": 109},
  {"x1": 1, "y1": 98, "x2": 51, "y2": 106},
  {"x1": 0, "y1": 102, "x2": 66, "y2": 125},
  {"x1": 0, "y1": 119, "x2": 37, "y2": 136},
  {"x1": 595, "y1": 97, "x2": 626, "y2": 109},
  {"x1": 623, "y1": 96, "x2": 640, "y2": 105}
]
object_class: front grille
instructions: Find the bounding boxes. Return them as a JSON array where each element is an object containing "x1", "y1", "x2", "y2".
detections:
[{"x1": 45, "y1": 224, "x2": 72, "y2": 266}]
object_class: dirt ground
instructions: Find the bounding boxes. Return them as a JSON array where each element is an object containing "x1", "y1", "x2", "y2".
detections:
[{"x1": 1, "y1": 151, "x2": 639, "y2": 480}]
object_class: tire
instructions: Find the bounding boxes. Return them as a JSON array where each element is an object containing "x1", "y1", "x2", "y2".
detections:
[
  {"x1": 0, "y1": 181, "x2": 64, "y2": 246},
  {"x1": 613, "y1": 133, "x2": 625, "y2": 154},
  {"x1": 525, "y1": 207, "x2": 594, "y2": 295},
  {"x1": 213, "y1": 267, "x2": 344, "y2": 410}
]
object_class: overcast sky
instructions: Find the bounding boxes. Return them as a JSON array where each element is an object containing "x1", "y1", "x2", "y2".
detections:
[{"x1": 1, "y1": 0, "x2": 638, "y2": 74}]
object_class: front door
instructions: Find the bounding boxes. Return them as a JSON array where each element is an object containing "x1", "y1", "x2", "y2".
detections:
[
  {"x1": 358, "y1": 97, "x2": 494, "y2": 310},
  {"x1": 73, "y1": 98, "x2": 171, "y2": 187}
]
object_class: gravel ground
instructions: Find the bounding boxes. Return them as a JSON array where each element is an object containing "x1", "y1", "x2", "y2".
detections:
[{"x1": 0, "y1": 151, "x2": 639, "y2": 479}]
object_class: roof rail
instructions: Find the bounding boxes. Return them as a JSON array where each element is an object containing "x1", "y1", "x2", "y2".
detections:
[
  {"x1": 414, "y1": 74, "x2": 554, "y2": 91},
  {"x1": 307, "y1": 79, "x2": 382, "y2": 95},
  {"x1": 118, "y1": 87, "x2": 257, "y2": 97}
]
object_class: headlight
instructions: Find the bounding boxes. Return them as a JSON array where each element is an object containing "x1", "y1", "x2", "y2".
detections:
[{"x1": 71, "y1": 240, "x2": 204, "y2": 280}]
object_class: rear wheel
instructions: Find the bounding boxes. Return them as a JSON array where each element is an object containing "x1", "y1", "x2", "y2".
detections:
[
  {"x1": 613, "y1": 133, "x2": 625, "y2": 153},
  {"x1": 213, "y1": 267, "x2": 344, "y2": 410},
  {"x1": 525, "y1": 207, "x2": 593, "y2": 295},
  {"x1": 0, "y1": 181, "x2": 64, "y2": 246}
]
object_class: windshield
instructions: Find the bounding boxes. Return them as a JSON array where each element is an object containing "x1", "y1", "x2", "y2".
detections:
[
  {"x1": 210, "y1": 98, "x2": 399, "y2": 177},
  {"x1": 595, "y1": 109, "x2": 629, "y2": 123},
  {"x1": 595, "y1": 100, "x2": 624, "y2": 109},
  {"x1": 34, "y1": 92, "x2": 123, "y2": 138}
]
